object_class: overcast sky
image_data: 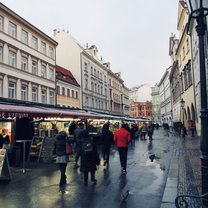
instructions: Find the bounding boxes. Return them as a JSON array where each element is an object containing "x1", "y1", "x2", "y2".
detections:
[{"x1": 1, "y1": 0, "x2": 179, "y2": 89}]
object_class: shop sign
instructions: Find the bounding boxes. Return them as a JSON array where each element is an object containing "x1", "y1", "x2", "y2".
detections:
[{"x1": 0, "y1": 112, "x2": 29, "y2": 118}]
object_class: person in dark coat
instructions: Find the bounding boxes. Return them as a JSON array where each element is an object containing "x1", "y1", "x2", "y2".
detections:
[
  {"x1": 68, "y1": 121, "x2": 77, "y2": 135},
  {"x1": 80, "y1": 129, "x2": 99, "y2": 185},
  {"x1": 0, "y1": 133, "x2": 4, "y2": 149},
  {"x1": 54, "y1": 131, "x2": 70, "y2": 186},
  {"x1": 102, "y1": 123, "x2": 114, "y2": 166}
]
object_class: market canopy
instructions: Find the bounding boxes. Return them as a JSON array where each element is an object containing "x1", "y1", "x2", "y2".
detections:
[{"x1": 0, "y1": 103, "x2": 103, "y2": 119}]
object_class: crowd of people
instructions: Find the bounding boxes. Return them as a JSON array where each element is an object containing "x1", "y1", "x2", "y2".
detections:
[{"x1": 53, "y1": 121, "x2": 158, "y2": 187}]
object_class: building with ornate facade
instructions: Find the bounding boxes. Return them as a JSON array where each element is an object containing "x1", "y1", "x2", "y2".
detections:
[
  {"x1": 176, "y1": 0, "x2": 196, "y2": 129},
  {"x1": 0, "y1": 3, "x2": 58, "y2": 105}
]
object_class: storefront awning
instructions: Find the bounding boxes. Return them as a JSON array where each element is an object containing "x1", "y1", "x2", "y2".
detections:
[{"x1": 0, "y1": 103, "x2": 103, "y2": 119}]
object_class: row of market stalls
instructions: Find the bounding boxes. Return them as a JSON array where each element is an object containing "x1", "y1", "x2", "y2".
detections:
[{"x1": 0, "y1": 102, "x2": 149, "y2": 144}]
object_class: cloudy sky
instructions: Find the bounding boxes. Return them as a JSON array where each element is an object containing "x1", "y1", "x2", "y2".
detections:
[{"x1": 1, "y1": 0, "x2": 179, "y2": 88}]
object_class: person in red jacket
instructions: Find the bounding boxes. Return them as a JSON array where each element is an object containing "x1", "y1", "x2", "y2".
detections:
[{"x1": 114, "y1": 123, "x2": 131, "y2": 174}]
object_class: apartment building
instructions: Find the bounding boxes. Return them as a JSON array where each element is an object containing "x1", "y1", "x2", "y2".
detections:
[
  {"x1": 158, "y1": 67, "x2": 172, "y2": 126},
  {"x1": 151, "y1": 84, "x2": 161, "y2": 123},
  {"x1": 0, "y1": 3, "x2": 58, "y2": 105},
  {"x1": 56, "y1": 65, "x2": 80, "y2": 108},
  {"x1": 81, "y1": 45, "x2": 108, "y2": 112},
  {"x1": 130, "y1": 101, "x2": 152, "y2": 119},
  {"x1": 122, "y1": 85, "x2": 130, "y2": 116},
  {"x1": 176, "y1": 0, "x2": 196, "y2": 129}
]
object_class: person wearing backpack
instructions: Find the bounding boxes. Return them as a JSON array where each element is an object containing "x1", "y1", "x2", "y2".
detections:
[
  {"x1": 114, "y1": 123, "x2": 131, "y2": 174},
  {"x1": 102, "y1": 123, "x2": 114, "y2": 166},
  {"x1": 80, "y1": 129, "x2": 100, "y2": 185}
]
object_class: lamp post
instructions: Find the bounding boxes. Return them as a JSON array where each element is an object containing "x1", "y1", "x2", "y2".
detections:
[
  {"x1": 180, "y1": 98, "x2": 185, "y2": 125},
  {"x1": 186, "y1": 0, "x2": 208, "y2": 206}
]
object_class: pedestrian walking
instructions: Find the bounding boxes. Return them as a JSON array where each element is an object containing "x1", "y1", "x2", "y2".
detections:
[
  {"x1": 147, "y1": 123, "x2": 154, "y2": 141},
  {"x1": 73, "y1": 122, "x2": 85, "y2": 168},
  {"x1": 102, "y1": 123, "x2": 114, "y2": 166},
  {"x1": 68, "y1": 121, "x2": 77, "y2": 135},
  {"x1": 130, "y1": 123, "x2": 138, "y2": 145},
  {"x1": 189, "y1": 120, "x2": 195, "y2": 137},
  {"x1": 181, "y1": 124, "x2": 187, "y2": 140},
  {"x1": 140, "y1": 123, "x2": 147, "y2": 140},
  {"x1": 54, "y1": 131, "x2": 70, "y2": 186},
  {"x1": 1, "y1": 129, "x2": 12, "y2": 154},
  {"x1": 114, "y1": 123, "x2": 131, "y2": 174},
  {"x1": 164, "y1": 123, "x2": 170, "y2": 137},
  {"x1": 80, "y1": 129, "x2": 100, "y2": 185}
]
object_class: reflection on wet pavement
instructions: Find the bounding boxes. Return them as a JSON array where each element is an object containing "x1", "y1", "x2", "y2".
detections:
[{"x1": 0, "y1": 129, "x2": 175, "y2": 208}]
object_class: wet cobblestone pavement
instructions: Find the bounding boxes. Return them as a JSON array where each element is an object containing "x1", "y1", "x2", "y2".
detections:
[
  {"x1": 0, "y1": 129, "x2": 203, "y2": 208},
  {"x1": 177, "y1": 135, "x2": 202, "y2": 207}
]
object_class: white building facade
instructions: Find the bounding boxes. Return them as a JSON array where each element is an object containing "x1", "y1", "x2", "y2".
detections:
[
  {"x1": 129, "y1": 84, "x2": 152, "y2": 102},
  {"x1": 158, "y1": 67, "x2": 172, "y2": 126},
  {"x1": 81, "y1": 46, "x2": 108, "y2": 112},
  {"x1": 0, "y1": 3, "x2": 57, "y2": 105}
]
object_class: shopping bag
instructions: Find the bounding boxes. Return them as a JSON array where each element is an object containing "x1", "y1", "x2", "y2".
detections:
[{"x1": 66, "y1": 142, "x2": 73, "y2": 155}]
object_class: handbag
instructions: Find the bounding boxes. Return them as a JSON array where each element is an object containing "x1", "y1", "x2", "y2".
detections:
[{"x1": 66, "y1": 142, "x2": 73, "y2": 155}]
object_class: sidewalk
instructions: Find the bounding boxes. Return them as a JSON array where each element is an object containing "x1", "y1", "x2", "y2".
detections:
[{"x1": 161, "y1": 132, "x2": 202, "y2": 208}]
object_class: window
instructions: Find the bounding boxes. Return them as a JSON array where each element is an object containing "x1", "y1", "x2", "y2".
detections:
[
  {"x1": 0, "y1": 79, "x2": 2, "y2": 97},
  {"x1": 49, "y1": 68, "x2": 54, "y2": 81},
  {"x1": 8, "y1": 82, "x2": 16, "y2": 99},
  {"x1": 32, "y1": 87, "x2": 38, "y2": 102},
  {"x1": 85, "y1": 79, "x2": 88, "y2": 89},
  {"x1": 67, "y1": 89, "x2": 70, "y2": 97},
  {"x1": 21, "y1": 85, "x2": 28, "y2": 101},
  {"x1": 0, "y1": 16, "x2": 3, "y2": 31},
  {"x1": 49, "y1": 91, "x2": 54, "y2": 105},
  {"x1": 91, "y1": 67, "x2": 93, "y2": 75},
  {"x1": 76, "y1": 91, "x2": 78, "y2": 99},
  {"x1": 21, "y1": 56, "x2": 28, "y2": 71},
  {"x1": 8, "y1": 50, "x2": 16, "y2": 67},
  {"x1": 72, "y1": 90, "x2": 74, "y2": 98},
  {"x1": 0, "y1": 47, "x2": 2, "y2": 63},
  {"x1": 32, "y1": 36, "x2": 38, "y2": 50},
  {"x1": 41, "y1": 64, "x2": 47, "y2": 78},
  {"x1": 84, "y1": 62, "x2": 87, "y2": 72},
  {"x1": 32, "y1": 60, "x2": 38, "y2": 75},
  {"x1": 8, "y1": 22, "x2": 16, "y2": 38},
  {"x1": 49, "y1": 46, "x2": 54, "y2": 58},
  {"x1": 21, "y1": 30, "x2": 28, "y2": 44},
  {"x1": 182, "y1": 47, "x2": 185, "y2": 59},
  {"x1": 62, "y1": 87, "x2": 65, "y2": 96},
  {"x1": 41, "y1": 42, "x2": 46, "y2": 55},
  {"x1": 41, "y1": 89, "x2": 47, "y2": 103},
  {"x1": 186, "y1": 38, "x2": 189, "y2": 52},
  {"x1": 56, "y1": 86, "x2": 60, "y2": 94}
]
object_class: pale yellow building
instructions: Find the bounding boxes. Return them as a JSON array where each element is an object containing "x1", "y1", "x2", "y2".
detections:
[
  {"x1": 177, "y1": 0, "x2": 196, "y2": 129},
  {"x1": 56, "y1": 65, "x2": 80, "y2": 108}
]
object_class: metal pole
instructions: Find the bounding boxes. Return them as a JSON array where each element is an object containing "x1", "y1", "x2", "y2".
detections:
[{"x1": 196, "y1": 14, "x2": 208, "y2": 206}]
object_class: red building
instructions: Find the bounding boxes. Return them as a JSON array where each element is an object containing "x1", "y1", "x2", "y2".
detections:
[{"x1": 130, "y1": 101, "x2": 152, "y2": 119}]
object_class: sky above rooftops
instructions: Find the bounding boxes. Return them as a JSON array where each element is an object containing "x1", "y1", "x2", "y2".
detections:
[{"x1": 1, "y1": 0, "x2": 179, "y2": 88}]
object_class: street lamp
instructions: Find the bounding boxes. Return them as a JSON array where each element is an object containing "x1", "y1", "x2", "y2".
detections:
[
  {"x1": 180, "y1": 98, "x2": 185, "y2": 125},
  {"x1": 186, "y1": 0, "x2": 208, "y2": 206}
]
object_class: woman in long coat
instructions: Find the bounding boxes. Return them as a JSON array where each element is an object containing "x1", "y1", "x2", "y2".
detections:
[
  {"x1": 80, "y1": 129, "x2": 99, "y2": 185},
  {"x1": 54, "y1": 131, "x2": 69, "y2": 186}
]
